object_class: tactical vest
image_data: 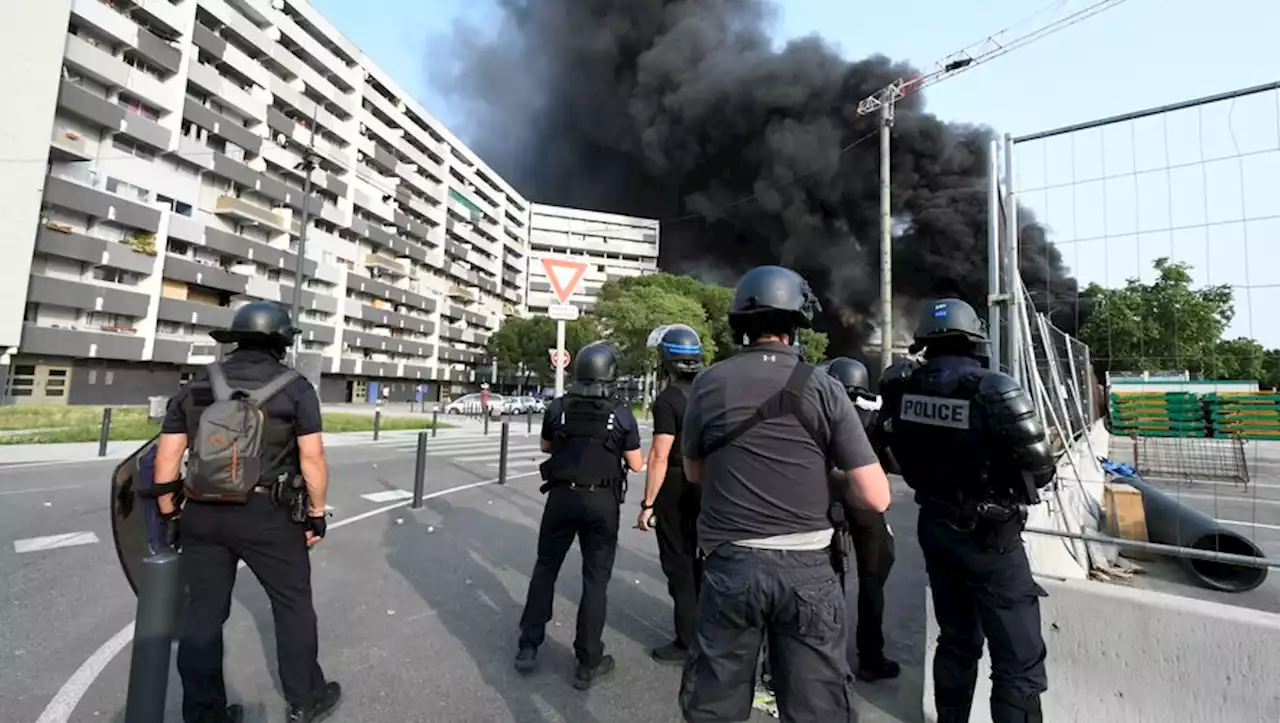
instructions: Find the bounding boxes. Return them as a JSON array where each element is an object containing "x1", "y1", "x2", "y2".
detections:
[
  {"x1": 543, "y1": 396, "x2": 625, "y2": 486},
  {"x1": 885, "y1": 357, "x2": 993, "y2": 503},
  {"x1": 181, "y1": 350, "x2": 299, "y2": 484}
]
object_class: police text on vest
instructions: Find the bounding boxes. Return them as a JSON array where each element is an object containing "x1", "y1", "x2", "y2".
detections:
[{"x1": 899, "y1": 394, "x2": 971, "y2": 429}]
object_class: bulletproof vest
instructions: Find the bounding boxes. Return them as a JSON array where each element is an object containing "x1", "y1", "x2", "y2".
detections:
[
  {"x1": 544, "y1": 395, "x2": 625, "y2": 486},
  {"x1": 885, "y1": 355, "x2": 993, "y2": 502},
  {"x1": 182, "y1": 350, "x2": 299, "y2": 482}
]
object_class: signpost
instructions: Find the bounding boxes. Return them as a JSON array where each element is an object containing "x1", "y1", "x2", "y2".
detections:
[{"x1": 540, "y1": 257, "x2": 588, "y2": 397}]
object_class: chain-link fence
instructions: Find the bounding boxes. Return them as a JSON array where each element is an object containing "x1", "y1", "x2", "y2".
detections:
[{"x1": 1001, "y1": 82, "x2": 1280, "y2": 598}]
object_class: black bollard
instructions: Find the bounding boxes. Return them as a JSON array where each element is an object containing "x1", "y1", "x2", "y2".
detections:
[
  {"x1": 527, "y1": 408, "x2": 533, "y2": 434},
  {"x1": 484, "y1": 411, "x2": 490, "y2": 436},
  {"x1": 124, "y1": 552, "x2": 181, "y2": 723},
  {"x1": 411, "y1": 430, "x2": 428, "y2": 509},
  {"x1": 499, "y1": 421, "x2": 510, "y2": 485},
  {"x1": 373, "y1": 409, "x2": 382, "y2": 441},
  {"x1": 98, "y1": 407, "x2": 113, "y2": 457},
  {"x1": 432, "y1": 408, "x2": 439, "y2": 438}
]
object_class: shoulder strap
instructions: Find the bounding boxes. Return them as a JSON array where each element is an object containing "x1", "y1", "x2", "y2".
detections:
[
  {"x1": 700, "y1": 362, "x2": 820, "y2": 458},
  {"x1": 248, "y1": 370, "x2": 303, "y2": 408},
  {"x1": 206, "y1": 363, "x2": 234, "y2": 402}
]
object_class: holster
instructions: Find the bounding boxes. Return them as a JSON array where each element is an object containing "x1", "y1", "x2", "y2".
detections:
[
  {"x1": 270, "y1": 472, "x2": 309, "y2": 524},
  {"x1": 975, "y1": 501, "x2": 1029, "y2": 553},
  {"x1": 829, "y1": 501, "x2": 851, "y2": 578}
]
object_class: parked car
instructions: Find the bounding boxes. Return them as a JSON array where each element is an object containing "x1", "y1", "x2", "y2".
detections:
[
  {"x1": 506, "y1": 396, "x2": 545, "y2": 415},
  {"x1": 443, "y1": 393, "x2": 505, "y2": 416}
]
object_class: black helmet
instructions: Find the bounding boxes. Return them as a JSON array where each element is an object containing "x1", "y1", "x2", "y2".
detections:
[
  {"x1": 728, "y1": 265, "x2": 821, "y2": 335},
  {"x1": 573, "y1": 341, "x2": 618, "y2": 384},
  {"x1": 210, "y1": 301, "x2": 299, "y2": 345},
  {"x1": 658, "y1": 325, "x2": 703, "y2": 376},
  {"x1": 825, "y1": 357, "x2": 873, "y2": 400},
  {"x1": 909, "y1": 298, "x2": 987, "y2": 354}
]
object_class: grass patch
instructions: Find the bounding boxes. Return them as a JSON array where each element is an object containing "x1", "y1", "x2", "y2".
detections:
[
  {"x1": 0, "y1": 404, "x2": 134, "y2": 431},
  {"x1": 0, "y1": 408, "x2": 451, "y2": 445}
]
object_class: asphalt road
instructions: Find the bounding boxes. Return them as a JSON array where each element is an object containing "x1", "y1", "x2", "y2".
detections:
[{"x1": 1, "y1": 427, "x2": 928, "y2": 723}]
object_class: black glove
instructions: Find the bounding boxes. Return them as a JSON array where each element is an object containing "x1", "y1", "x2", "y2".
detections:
[
  {"x1": 305, "y1": 514, "x2": 327, "y2": 539},
  {"x1": 160, "y1": 509, "x2": 181, "y2": 550}
]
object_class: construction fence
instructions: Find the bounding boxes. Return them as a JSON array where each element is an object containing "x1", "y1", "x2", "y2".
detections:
[{"x1": 996, "y1": 80, "x2": 1280, "y2": 591}]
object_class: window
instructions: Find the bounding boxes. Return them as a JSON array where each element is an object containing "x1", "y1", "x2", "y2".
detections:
[
  {"x1": 157, "y1": 321, "x2": 183, "y2": 335},
  {"x1": 87, "y1": 312, "x2": 132, "y2": 330},
  {"x1": 92, "y1": 267, "x2": 136, "y2": 285}
]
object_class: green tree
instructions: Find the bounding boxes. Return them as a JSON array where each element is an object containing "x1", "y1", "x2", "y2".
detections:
[
  {"x1": 594, "y1": 285, "x2": 715, "y2": 376},
  {"x1": 1209, "y1": 337, "x2": 1267, "y2": 383},
  {"x1": 487, "y1": 314, "x2": 601, "y2": 384},
  {"x1": 800, "y1": 330, "x2": 830, "y2": 364},
  {"x1": 599, "y1": 273, "x2": 738, "y2": 361},
  {"x1": 1078, "y1": 258, "x2": 1235, "y2": 377}
]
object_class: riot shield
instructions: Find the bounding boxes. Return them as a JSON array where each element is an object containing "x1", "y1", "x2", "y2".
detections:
[{"x1": 109, "y1": 434, "x2": 162, "y2": 594}]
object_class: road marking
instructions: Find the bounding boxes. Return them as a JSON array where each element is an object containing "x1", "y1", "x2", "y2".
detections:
[
  {"x1": 452, "y1": 446, "x2": 542, "y2": 463},
  {"x1": 34, "y1": 470, "x2": 539, "y2": 723},
  {"x1": 14, "y1": 532, "x2": 100, "y2": 554},
  {"x1": 0, "y1": 484, "x2": 88, "y2": 497},
  {"x1": 360, "y1": 490, "x2": 414, "y2": 503},
  {"x1": 1166, "y1": 491, "x2": 1280, "y2": 507},
  {"x1": 485, "y1": 459, "x2": 541, "y2": 471},
  {"x1": 1217, "y1": 518, "x2": 1280, "y2": 532}
]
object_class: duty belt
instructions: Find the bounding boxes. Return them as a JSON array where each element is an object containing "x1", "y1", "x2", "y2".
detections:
[{"x1": 540, "y1": 478, "x2": 621, "y2": 494}]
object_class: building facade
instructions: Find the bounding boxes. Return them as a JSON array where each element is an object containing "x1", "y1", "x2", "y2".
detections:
[
  {"x1": 527, "y1": 204, "x2": 660, "y2": 314},
  {"x1": 0, "y1": 0, "x2": 531, "y2": 405}
]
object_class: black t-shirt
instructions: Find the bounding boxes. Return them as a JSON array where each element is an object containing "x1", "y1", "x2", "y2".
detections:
[{"x1": 652, "y1": 381, "x2": 690, "y2": 466}]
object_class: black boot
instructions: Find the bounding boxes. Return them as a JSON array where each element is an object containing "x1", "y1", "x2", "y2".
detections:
[
  {"x1": 650, "y1": 640, "x2": 688, "y2": 666},
  {"x1": 195, "y1": 705, "x2": 244, "y2": 723},
  {"x1": 572, "y1": 654, "x2": 616, "y2": 690},
  {"x1": 855, "y1": 656, "x2": 902, "y2": 682},
  {"x1": 991, "y1": 693, "x2": 1043, "y2": 723},
  {"x1": 514, "y1": 646, "x2": 538, "y2": 674},
  {"x1": 287, "y1": 681, "x2": 342, "y2": 723}
]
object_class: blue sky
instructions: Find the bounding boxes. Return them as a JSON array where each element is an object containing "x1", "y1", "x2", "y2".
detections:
[{"x1": 310, "y1": 0, "x2": 1280, "y2": 347}]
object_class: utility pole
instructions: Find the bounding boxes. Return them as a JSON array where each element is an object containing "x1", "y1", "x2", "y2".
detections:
[
  {"x1": 288, "y1": 103, "x2": 322, "y2": 367},
  {"x1": 878, "y1": 101, "x2": 894, "y2": 370}
]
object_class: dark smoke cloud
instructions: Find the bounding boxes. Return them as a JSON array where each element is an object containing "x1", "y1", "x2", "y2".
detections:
[{"x1": 432, "y1": 0, "x2": 1084, "y2": 354}]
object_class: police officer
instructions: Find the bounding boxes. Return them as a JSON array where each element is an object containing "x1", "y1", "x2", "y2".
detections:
[
  {"x1": 515, "y1": 341, "x2": 645, "y2": 690},
  {"x1": 635, "y1": 324, "x2": 704, "y2": 665},
  {"x1": 875, "y1": 299, "x2": 1056, "y2": 723},
  {"x1": 678, "y1": 265, "x2": 892, "y2": 723},
  {"x1": 822, "y1": 357, "x2": 901, "y2": 682},
  {"x1": 153, "y1": 301, "x2": 341, "y2": 723}
]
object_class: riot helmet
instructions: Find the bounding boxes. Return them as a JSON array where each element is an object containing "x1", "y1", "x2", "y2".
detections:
[
  {"x1": 825, "y1": 357, "x2": 874, "y2": 400},
  {"x1": 728, "y1": 265, "x2": 821, "y2": 340},
  {"x1": 658, "y1": 324, "x2": 704, "y2": 378},
  {"x1": 210, "y1": 300, "x2": 299, "y2": 353},
  {"x1": 573, "y1": 342, "x2": 618, "y2": 384},
  {"x1": 908, "y1": 298, "x2": 987, "y2": 355}
]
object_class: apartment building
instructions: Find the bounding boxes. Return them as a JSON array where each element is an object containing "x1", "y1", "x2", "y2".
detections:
[
  {"x1": 527, "y1": 204, "x2": 660, "y2": 314},
  {"x1": 0, "y1": 0, "x2": 531, "y2": 405}
]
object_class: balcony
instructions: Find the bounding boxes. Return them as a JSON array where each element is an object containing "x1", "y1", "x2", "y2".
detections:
[
  {"x1": 21, "y1": 323, "x2": 144, "y2": 361},
  {"x1": 273, "y1": 12, "x2": 348, "y2": 81},
  {"x1": 157, "y1": 297, "x2": 235, "y2": 328},
  {"x1": 199, "y1": 0, "x2": 272, "y2": 52},
  {"x1": 214, "y1": 194, "x2": 287, "y2": 232},
  {"x1": 187, "y1": 62, "x2": 264, "y2": 119},
  {"x1": 130, "y1": 0, "x2": 186, "y2": 41},
  {"x1": 183, "y1": 98, "x2": 262, "y2": 154},
  {"x1": 57, "y1": 81, "x2": 126, "y2": 130},
  {"x1": 447, "y1": 284, "x2": 478, "y2": 303},
  {"x1": 70, "y1": 0, "x2": 138, "y2": 46},
  {"x1": 280, "y1": 285, "x2": 338, "y2": 314},
  {"x1": 49, "y1": 126, "x2": 93, "y2": 162},
  {"x1": 64, "y1": 33, "x2": 130, "y2": 88},
  {"x1": 164, "y1": 256, "x2": 249, "y2": 295},
  {"x1": 119, "y1": 108, "x2": 172, "y2": 150},
  {"x1": 298, "y1": 321, "x2": 336, "y2": 345},
  {"x1": 365, "y1": 253, "x2": 407, "y2": 276},
  {"x1": 44, "y1": 174, "x2": 161, "y2": 233},
  {"x1": 27, "y1": 273, "x2": 151, "y2": 317},
  {"x1": 345, "y1": 273, "x2": 435, "y2": 313},
  {"x1": 35, "y1": 225, "x2": 155, "y2": 275},
  {"x1": 124, "y1": 65, "x2": 175, "y2": 112}
]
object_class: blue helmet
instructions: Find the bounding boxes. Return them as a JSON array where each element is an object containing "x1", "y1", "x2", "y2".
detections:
[{"x1": 658, "y1": 325, "x2": 703, "y2": 376}]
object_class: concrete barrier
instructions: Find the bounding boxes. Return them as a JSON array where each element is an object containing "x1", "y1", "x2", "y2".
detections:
[{"x1": 923, "y1": 575, "x2": 1280, "y2": 722}]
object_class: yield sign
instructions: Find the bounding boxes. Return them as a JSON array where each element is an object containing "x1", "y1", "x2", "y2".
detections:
[
  {"x1": 548, "y1": 348, "x2": 571, "y2": 369},
  {"x1": 540, "y1": 257, "x2": 588, "y2": 304}
]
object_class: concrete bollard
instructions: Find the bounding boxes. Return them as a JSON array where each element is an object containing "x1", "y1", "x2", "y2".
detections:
[
  {"x1": 124, "y1": 552, "x2": 182, "y2": 723},
  {"x1": 432, "y1": 408, "x2": 439, "y2": 438},
  {"x1": 98, "y1": 407, "x2": 113, "y2": 457},
  {"x1": 412, "y1": 431, "x2": 428, "y2": 509},
  {"x1": 499, "y1": 421, "x2": 510, "y2": 485}
]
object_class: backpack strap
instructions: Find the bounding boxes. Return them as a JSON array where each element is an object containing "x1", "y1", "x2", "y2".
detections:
[
  {"x1": 206, "y1": 362, "x2": 235, "y2": 402},
  {"x1": 247, "y1": 370, "x2": 303, "y2": 408},
  {"x1": 700, "y1": 362, "x2": 822, "y2": 458}
]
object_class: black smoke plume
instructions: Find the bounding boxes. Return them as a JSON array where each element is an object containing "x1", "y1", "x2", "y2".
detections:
[{"x1": 432, "y1": 0, "x2": 1085, "y2": 354}]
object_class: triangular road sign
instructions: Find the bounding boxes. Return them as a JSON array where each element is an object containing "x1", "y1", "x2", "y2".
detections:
[{"x1": 540, "y1": 257, "x2": 588, "y2": 304}]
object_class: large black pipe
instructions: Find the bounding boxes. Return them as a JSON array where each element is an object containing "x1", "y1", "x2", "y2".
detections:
[{"x1": 1126, "y1": 477, "x2": 1269, "y2": 593}]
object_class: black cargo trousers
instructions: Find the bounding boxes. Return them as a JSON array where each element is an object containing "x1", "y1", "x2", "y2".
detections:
[
  {"x1": 653, "y1": 467, "x2": 703, "y2": 647},
  {"x1": 917, "y1": 503, "x2": 1048, "y2": 723},
  {"x1": 177, "y1": 492, "x2": 327, "y2": 723},
  {"x1": 839, "y1": 505, "x2": 896, "y2": 665},
  {"x1": 518, "y1": 481, "x2": 621, "y2": 667},
  {"x1": 679, "y1": 545, "x2": 857, "y2": 723}
]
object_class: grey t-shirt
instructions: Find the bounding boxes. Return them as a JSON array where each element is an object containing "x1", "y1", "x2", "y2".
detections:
[{"x1": 682, "y1": 343, "x2": 879, "y2": 553}]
